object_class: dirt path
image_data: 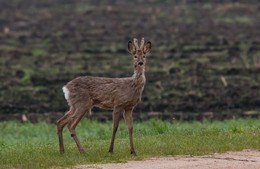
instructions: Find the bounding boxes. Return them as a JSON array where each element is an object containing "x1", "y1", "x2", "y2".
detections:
[{"x1": 74, "y1": 150, "x2": 260, "y2": 169}]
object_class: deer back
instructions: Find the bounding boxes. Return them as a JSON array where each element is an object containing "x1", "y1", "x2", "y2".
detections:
[{"x1": 64, "y1": 75, "x2": 145, "y2": 110}]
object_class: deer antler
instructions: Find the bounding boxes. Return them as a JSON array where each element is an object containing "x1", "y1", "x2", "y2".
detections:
[
  {"x1": 133, "y1": 38, "x2": 139, "y2": 50},
  {"x1": 140, "y1": 37, "x2": 145, "y2": 49},
  {"x1": 133, "y1": 38, "x2": 145, "y2": 50}
]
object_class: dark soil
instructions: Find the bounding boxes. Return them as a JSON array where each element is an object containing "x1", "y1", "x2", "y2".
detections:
[{"x1": 0, "y1": 0, "x2": 260, "y2": 122}]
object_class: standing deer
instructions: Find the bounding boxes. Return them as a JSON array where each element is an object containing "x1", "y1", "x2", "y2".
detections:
[{"x1": 56, "y1": 38, "x2": 151, "y2": 155}]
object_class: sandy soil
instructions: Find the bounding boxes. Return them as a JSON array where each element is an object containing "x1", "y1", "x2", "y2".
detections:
[{"x1": 73, "y1": 150, "x2": 260, "y2": 169}]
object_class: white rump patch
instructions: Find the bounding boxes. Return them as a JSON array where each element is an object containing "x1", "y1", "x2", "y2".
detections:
[{"x1": 62, "y1": 86, "x2": 69, "y2": 100}]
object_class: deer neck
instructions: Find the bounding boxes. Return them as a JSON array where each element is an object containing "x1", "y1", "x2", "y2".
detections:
[{"x1": 132, "y1": 66, "x2": 146, "y2": 89}]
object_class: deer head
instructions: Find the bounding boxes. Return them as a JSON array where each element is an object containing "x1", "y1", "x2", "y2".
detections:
[{"x1": 128, "y1": 38, "x2": 152, "y2": 69}]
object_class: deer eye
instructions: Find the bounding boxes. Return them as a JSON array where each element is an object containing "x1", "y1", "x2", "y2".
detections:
[
  {"x1": 134, "y1": 55, "x2": 137, "y2": 58},
  {"x1": 143, "y1": 55, "x2": 146, "y2": 58}
]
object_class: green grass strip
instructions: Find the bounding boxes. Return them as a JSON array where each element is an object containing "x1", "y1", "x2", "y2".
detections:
[{"x1": 0, "y1": 118, "x2": 259, "y2": 168}]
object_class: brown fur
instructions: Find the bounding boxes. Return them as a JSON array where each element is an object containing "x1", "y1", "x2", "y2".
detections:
[{"x1": 56, "y1": 38, "x2": 152, "y2": 155}]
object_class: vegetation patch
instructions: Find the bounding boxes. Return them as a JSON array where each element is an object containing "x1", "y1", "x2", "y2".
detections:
[{"x1": 0, "y1": 118, "x2": 259, "y2": 168}]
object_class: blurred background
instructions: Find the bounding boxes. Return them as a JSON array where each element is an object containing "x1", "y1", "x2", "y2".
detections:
[{"x1": 0, "y1": 0, "x2": 260, "y2": 122}]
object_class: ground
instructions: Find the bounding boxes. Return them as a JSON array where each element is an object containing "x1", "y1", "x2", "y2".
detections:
[{"x1": 73, "y1": 150, "x2": 260, "y2": 169}]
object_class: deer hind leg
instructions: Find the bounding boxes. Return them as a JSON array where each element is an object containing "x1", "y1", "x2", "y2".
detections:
[
  {"x1": 67, "y1": 103, "x2": 91, "y2": 154},
  {"x1": 56, "y1": 106, "x2": 76, "y2": 153},
  {"x1": 108, "y1": 108, "x2": 122, "y2": 154},
  {"x1": 124, "y1": 108, "x2": 136, "y2": 155}
]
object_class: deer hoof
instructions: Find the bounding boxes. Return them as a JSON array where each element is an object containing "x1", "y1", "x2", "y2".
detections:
[
  {"x1": 131, "y1": 151, "x2": 137, "y2": 156},
  {"x1": 79, "y1": 149, "x2": 85, "y2": 154}
]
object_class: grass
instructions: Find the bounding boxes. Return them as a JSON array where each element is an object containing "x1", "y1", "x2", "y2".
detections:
[{"x1": 0, "y1": 118, "x2": 259, "y2": 169}]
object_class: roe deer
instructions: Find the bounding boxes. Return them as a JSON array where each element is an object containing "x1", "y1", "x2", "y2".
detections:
[{"x1": 56, "y1": 38, "x2": 152, "y2": 155}]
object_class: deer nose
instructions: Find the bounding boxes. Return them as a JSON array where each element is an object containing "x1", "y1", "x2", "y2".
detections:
[{"x1": 138, "y1": 61, "x2": 143, "y2": 66}]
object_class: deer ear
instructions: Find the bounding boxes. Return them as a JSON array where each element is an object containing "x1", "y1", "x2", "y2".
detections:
[
  {"x1": 144, "y1": 41, "x2": 151, "y2": 54},
  {"x1": 128, "y1": 41, "x2": 135, "y2": 54}
]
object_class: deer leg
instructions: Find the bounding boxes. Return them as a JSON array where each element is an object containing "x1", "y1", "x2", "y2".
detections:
[
  {"x1": 108, "y1": 109, "x2": 121, "y2": 154},
  {"x1": 56, "y1": 107, "x2": 75, "y2": 153},
  {"x1": 124, "y1": 109, "x2": 136, "y2": 155},
  {"x1": 67, "y1": 107, "x2": 88, "y2": 154}
]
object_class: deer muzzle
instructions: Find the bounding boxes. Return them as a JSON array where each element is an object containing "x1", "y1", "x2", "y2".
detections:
[{"x1": 138, "y1": 61, "x2": 144, "y2": 66}]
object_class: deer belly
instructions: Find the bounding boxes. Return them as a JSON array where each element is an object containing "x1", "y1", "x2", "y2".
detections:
[{"x1": 93, "y1": 100, "x2": 114, "y2": 110}]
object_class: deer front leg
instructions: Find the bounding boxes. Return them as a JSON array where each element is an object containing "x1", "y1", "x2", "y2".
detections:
[
  {"x1": 124, "y1": 108, "x2": 136, "y2": 155},
  {"x1": 108, "y1": 109, "x2": 121, "y2": 154}
]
